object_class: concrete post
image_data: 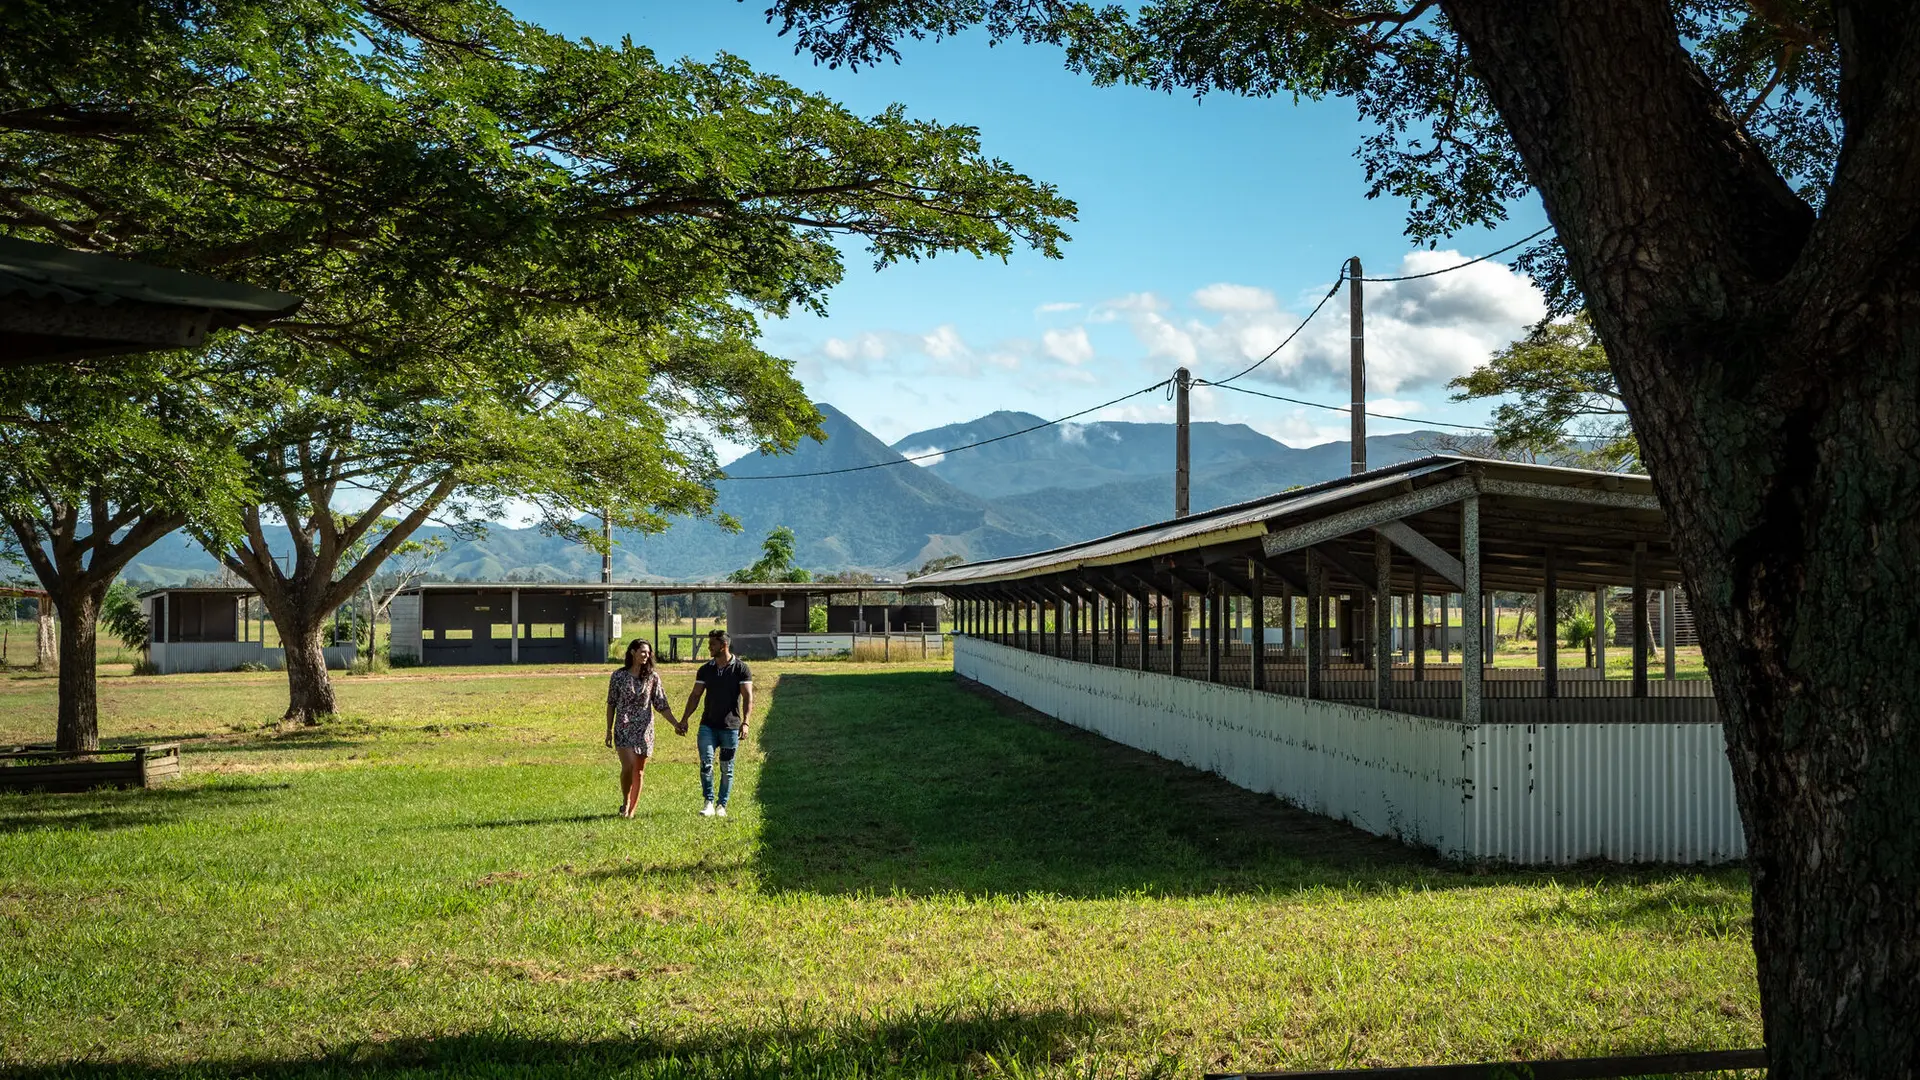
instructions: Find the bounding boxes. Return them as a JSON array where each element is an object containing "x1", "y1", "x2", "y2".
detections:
[
  {"x1": 1306, "y1": 550, "x2": 1325, "y2": 700},
  {"x1": 1460, "y1": 494, "x2": 1483, "y2": 725},
  {"x1": 1412, "y1": 565, "x2": 1426, "y2": 683},
  {"x1": 1440, "y1": 591, "x2": 1450, "y2": 663},
  {"x1": 1249, "y1": 559, "x2": 1266, "y2": 692},
  {"x1": 1375, "y1": 533, "x2": 1393, "y2": 709},
  {"x1": 1280, "y1": 581, "x2": 1293, "y2": 662},
  {"x1": 1206, "y1": 584, "x2": 1222, "y2": 683},
  {"x1": 1138, "y1": 594, "x2": 1150, "y2": 672},
  {"x1": 510, "y1": 589, "x2": 520, "y2": 664},
  {"x1": 1168, "y1": 588, "x2": 1183, "y2": 678}
]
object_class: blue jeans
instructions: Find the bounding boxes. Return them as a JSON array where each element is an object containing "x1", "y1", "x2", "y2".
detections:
[{"x1": 698, "y1": 725, "x2": 740, "y2": 806}]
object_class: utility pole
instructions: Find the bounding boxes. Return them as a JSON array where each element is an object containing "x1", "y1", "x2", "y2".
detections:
[
  {"x1": 1349, "y1": 256, "x2": 1366, "y2": 475},
  {"x1": 601, "y1": 508, "x2": 614, "y2": 657},
  {"x1": 1175, "y1": 366, "x2": 1192, "y2": 518}
]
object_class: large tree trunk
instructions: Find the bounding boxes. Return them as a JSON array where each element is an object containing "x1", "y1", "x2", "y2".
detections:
[
  {"x1": 1439, "y1": 1, "x2": 1920, "y2": 1074},
  {"x1": 278, "y1": 615, "x2": 337, "y2": 725},
  {"x1": 52, "y1": 585, "x2": 102, "y2": 751},
  {"x1": 35, "y1": 601, "x2": 56, "y2": 673}
]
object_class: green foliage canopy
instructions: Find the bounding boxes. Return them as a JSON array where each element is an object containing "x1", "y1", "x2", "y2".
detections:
[
  {"x1": 729, "y1": 526, "x2": 813, "y2": 583},
  {"x1": 1447, "y1": 314, "x2": 1638, "y2": 470},
  {"x1": 763, "y1": 0, "x2": 1839, "y2": 311}
]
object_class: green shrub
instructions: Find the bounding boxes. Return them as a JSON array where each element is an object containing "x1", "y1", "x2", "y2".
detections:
[
  {"x1": 387, "y1": 652, "x2": 421, "y2": 668},
  {"x1": 130, "y1": 658, "x2": 161, "y2": 676},
  {"x1": 230, "y1": 661, "x2": 270, "y2": 673}
]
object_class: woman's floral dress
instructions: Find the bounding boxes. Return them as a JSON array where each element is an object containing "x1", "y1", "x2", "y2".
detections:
[{"x1": 607, "y1": 667, "x2": 669, "y2": 755}]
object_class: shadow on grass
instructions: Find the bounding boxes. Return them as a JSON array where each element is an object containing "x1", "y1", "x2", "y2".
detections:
[
  {"x1": 432, "y1": 813, "x2": 613, "y2": 831},
  {"x1": 0, "y1": 780, "x2": 290, "y2": 835},
  {"x1": 6, "y1": 1004, "x2": 1120, "y2": 1080},
  {"x1": 754, "y1": 671, "x2": 1447, "y2": 899},
  {"x1": 754, "y1": 672, "x2": 1739, "y2": 901}
]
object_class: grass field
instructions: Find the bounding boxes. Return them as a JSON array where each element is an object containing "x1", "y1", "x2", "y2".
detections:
[{"x1": 0, "y1": 660, "x2": 1758, "y2": 1077}]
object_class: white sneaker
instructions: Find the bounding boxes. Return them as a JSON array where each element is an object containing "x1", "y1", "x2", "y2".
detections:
[
  {"x1": 716, "y1": 805, "x2": 728, "y2": 818},
  {"x1": 700, "y1": 801, "x2": 716, "y2": 817}
]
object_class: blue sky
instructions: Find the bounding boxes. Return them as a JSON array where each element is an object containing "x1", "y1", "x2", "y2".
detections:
[{"x1": 518, "y1": 1, "x2": 1552, "y2": 450}]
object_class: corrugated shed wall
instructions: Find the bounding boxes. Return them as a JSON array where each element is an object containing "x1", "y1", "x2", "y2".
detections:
[
  {"x1": 389, "y1": 594, "x2": 422, "y2": 661},
  {"x1": 955, "y1": 637, "x2": 1745, "y2": 865}
]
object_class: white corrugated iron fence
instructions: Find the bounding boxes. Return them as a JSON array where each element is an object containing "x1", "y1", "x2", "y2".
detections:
[{"x1": 956, "y1": 637, "x2": 1745, "y2": 864}]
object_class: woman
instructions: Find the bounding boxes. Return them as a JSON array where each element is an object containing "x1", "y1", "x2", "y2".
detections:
[{"x1": 605, "y1": 639, "x2": 682, "y2": 818}]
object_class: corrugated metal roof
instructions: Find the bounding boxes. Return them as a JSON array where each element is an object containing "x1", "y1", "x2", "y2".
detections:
[
  {"x1": 401, "y1": 581, "x2": 877, "y2": 594},
  {"x1": 911, "y1": 457, "x2": 1462, "y2": 587},
  {"x1": 0, "y1": 237, "x2": 300, "y2": 315},
  {"x1": 909, "y1": 454, "x2": 1661, "y2": 590}
]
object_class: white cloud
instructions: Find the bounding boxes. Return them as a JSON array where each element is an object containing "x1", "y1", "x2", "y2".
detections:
[
  {"x1": 1104, "y1": 253, "x2": 1544, "y2": 395},
  {"x1": 898, "y1": 446, "x2": 946, "y2": 466},
  {"x1": 1042, "y1": 326, "x2": 1095, "y2": 366},
  {"x1": 1034, "y1": 301, "x2": 1081, "y2": 314},
  {"x1": 820, "y1": 332, "x2": 894, "y2": 367},
  {"x1": 1369, "y1": 397, "x2": 1424, "y2": 417},
  {"x1": 920, "y1": 324, "x2": 969, "y2": 360},
  {"x1": 1058, "y1": 424, "x2": 1086, "y2": 445},
  {"x1": 984, "y1": 350, "x2": 1022, "y2": 371},
  {"x1": 1191, "y1": 283, "x2": 1276, "y2": 313},
  {"x1": 1088, "y1": 291, "x2": 1168, "y2": 323}
]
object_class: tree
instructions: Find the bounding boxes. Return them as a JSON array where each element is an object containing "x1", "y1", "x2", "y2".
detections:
[
  {"x1": 1448, "y1": 313, "x2": 1638, "y2": 469},
  {"x1": 2, "y1": 0, "x2": 1072, "y2": 727},
  {"x1": 908, "y1": 554, "x2": 966, "y2": 579},
  {"x1": 98, "y1": 580, "x2": 150, "y2": 654},
  {"x1": 766, "y1": 1, "x2": 1920, "y2": 1072},
  {"x1": 0, "y1": 354, "x2": 252, "y2": 747},
  {"x1": 729, "y1": 526, "x2": 814, "y2": 583}
]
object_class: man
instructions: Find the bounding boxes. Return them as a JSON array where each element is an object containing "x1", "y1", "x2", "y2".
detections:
[{"x1": 682, "y1": 629, "x2": 753, "y2": 817}]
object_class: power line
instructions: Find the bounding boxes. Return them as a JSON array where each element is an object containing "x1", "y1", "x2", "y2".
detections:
[
  {"x1": 1352, "y1": 226, "x2": 1554, "y2": 282},
  {"x1": 727, "y1": 377, "x2": 1175, "y2": 481},
  {"x1": 728, "y1": 230, "x2": 1556, "y2": 482},
  {"x1": 1200, "y1": 379, "x2": 1495, "y2": 431},
  {"x1": 1207, "y1": 226, "x2": 1555, "y2": 389},
  {"x1": 1207, "y1": 279, "x2": 1344, "y2": 388}
]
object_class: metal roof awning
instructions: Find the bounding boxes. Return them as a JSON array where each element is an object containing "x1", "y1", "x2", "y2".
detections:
[
  {"x1": 910, "y1": 455, "x2": 1673, "y2": 596},
  {"x1": 399, "y1": 581, "x2": 892, "y2": 596},
  {"x1": 0, "y1": 237, "x2": 302, "y2": 366}
]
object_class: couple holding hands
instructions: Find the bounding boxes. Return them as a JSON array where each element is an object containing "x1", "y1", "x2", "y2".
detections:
[{"x1": 605, "y1": 629, "x2": 752, "y2": 819}]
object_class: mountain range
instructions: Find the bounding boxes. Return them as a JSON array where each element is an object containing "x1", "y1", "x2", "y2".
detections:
[{"x1": 121, "y1": 404, "x2": 1443, "y2": 584}]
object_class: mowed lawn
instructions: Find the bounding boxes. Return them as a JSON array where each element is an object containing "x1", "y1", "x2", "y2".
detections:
[{"x1": 0, "y1": 661, "x2": 1759, "y2": 1077}]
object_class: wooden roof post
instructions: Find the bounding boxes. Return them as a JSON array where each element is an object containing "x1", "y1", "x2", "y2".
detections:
[
  {"x1": 1632, "y1": 544, "x2": 1649, "y2": 698},
  {"x1": 1594, "y1": 585, "x2": 1609, "y2": 675},
  {"x1": 1663, "y1": 584, "x2": 1677, "y2": 680}
]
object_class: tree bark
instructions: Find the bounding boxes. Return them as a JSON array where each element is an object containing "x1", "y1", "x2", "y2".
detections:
[
  {"x1": 277, "y1": 615, "x2": 337, "y2": 725},
  {"x1": 1441, "y1": 1, "x2": 1920, "y2": 1074},
  {"x1": 35, "y1": 601, "x2": 56, "y2": 673},
  {"x1": 51, "y1": 584, "x2": 102, "y2": 751}
]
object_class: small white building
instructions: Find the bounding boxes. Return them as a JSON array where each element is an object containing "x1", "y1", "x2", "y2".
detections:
[{"x1": 139, "y1": 586, "x2": 356, "y2": 674}]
